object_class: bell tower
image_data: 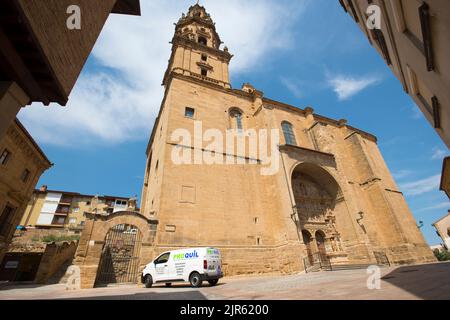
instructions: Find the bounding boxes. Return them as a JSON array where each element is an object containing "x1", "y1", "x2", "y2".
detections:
[{"x1": 163, "y1": 4, "x2": 233, "y2": 89}]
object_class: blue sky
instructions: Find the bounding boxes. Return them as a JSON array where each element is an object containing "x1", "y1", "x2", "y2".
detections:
[{"x1": 18, "y1": 0, "x2": 448, "y2": 245}]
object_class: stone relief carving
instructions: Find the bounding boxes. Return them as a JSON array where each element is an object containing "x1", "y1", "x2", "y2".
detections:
[{"x1": 293, "y1": 173, "x2": 343, "y2": 252}]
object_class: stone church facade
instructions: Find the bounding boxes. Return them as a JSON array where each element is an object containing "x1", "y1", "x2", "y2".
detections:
[{"x1": 139, "y1": 4, "x2": 435, "y2": 275}]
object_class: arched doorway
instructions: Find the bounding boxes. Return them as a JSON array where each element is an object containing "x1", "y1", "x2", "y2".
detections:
[
  {"x1": 292, "y1": 163, "x2": 344, "y2": 266},
  {"x1": 95, "y1": 224, "x2": 142, "y2": 286},
  {"x1": 315, "y1": 230, "x2": 327, "y2": 258},
  {"x1": 302, "y1": 230, "x2": 314, "y2": 265}
]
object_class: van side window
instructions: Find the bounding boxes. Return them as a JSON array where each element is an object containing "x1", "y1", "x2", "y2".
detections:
[{"x1": 155, "y1": 253, "x2": 170, "y2": 264}]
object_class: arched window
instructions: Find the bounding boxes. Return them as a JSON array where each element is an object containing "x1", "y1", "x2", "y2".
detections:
[
  {"x1": 198, "y1": 36, "x2": 207, "y2": 46},
  {"x1": 282, "y1": 121, "x2": 297, "y2": 146},
  {"x1": 229, "y1": 108, "x2": 243, "y2": 130}
]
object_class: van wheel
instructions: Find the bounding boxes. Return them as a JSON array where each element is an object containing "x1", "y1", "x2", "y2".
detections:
[
  {"x1": 208, "y1": 279, "x2": 219, "y2": 286},
  {"x1": 144, "y1": 275, "x2": 153, "y2": 288},
  {"x1": 165, "y1": 283, "x2": 172, "y2": 287},
  {"x1": 189, "y1": 272, "x2": 203, "y2": 288}
]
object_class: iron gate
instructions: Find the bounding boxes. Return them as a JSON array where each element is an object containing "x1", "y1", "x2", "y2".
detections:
[{"x1": 95, "y1": 224, "x2": 142, "y2": 286}]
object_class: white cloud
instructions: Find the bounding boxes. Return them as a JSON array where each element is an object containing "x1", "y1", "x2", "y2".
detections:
[
  {"x1": 327, "y1": 74, "x2": 381, "y2": 100},
  {"x1": 431, "y1": 147, "x2": 448, "y2": 160},
  {"x1": 399, "y1": 174, "x2": 441, "y2": 196},
  {"x1": 18, "y1": 0, "x2": 308, "y2": 146},
  {"x1": 280, "y1": 77, "x2": 303, "y2": 99},
  {"x1": 415, "y1": 202, "x2": 449, "y2": 213},
  {"x1": 392, "y1": 170, "x2": 413, "y2": 180}
]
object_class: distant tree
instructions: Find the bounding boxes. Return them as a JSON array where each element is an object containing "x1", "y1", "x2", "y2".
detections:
[{"x1": 433, "y1": 249, "x2": 450, "y2": 261}]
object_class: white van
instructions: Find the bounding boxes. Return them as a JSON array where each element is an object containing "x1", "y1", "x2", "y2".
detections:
[{"x1": 141, "y1": 248, "x2": 223, "y2": 288}]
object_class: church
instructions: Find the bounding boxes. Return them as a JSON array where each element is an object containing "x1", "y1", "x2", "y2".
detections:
[
  {"x1": 139, "y1": 4, "x2": 435, "y2": 275},
  {"x1": 73, "y1": 4, "x2": 436, "y2": 288}
]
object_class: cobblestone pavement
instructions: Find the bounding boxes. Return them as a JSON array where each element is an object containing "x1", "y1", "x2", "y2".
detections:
[{"x1": 0, "y1": 262, "x2": 449, "y2": 300}]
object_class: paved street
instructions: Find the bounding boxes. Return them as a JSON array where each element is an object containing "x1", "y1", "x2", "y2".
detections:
[{"x1": 0, "y1": 262, "x2": 449, "y2": 300}]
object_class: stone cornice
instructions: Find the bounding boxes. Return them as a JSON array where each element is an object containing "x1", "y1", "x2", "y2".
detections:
[
  {"x1": 279, "y1": 144, "x2": 335, "y2": 159},
  {"x1": 6, "y1": 120, "x2": 52, "y2": 170},
  {"x1": 172, "y1": 36, "x2": 232, "y2": 61}
]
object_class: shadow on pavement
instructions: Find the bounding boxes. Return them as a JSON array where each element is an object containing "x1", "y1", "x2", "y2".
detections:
[
  {"x1": 61, "y1": 290, "x2": 208, "y2": 300},
  {"x1": 381, "y1": 262, "x2": 450, "y2": 300},
  {"x1": 151, "y1": 283, "x2": 225, "y2": 289},
  {"x1": 0, "y1": 282, "x2": 53, "y2": 291}
]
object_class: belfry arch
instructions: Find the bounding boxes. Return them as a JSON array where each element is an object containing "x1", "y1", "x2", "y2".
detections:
[{"x1": 291, "y1": 163, "x2": 346, "y2": 265}]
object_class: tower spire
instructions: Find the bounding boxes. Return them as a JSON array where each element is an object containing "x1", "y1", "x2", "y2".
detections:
[{"x1": 163, "y1": 5, "x2": 233, "y2": 89}]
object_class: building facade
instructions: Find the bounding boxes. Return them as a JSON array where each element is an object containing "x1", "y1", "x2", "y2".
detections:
[
  {"x1": 139, "y1": 4, "x2": 435, "y2": 276},
  {"x1": 0, "y1": 119, "x2": 52, "y2": 264},
  {"x1": 432, "y1": 211, "x2": 450, "y2": 251},
  {"x1": 339, "y1": 0, "x2": 449, "y2": 147},
  {"x1": 0, "y1": 0, "x2": 140, "y2": 140},
  {"x1": 20, "y1": 186, "x2": 136, "y2": 232},
  {"x1": 338, "y1": 0, "x2": 450, "y2": 197}
]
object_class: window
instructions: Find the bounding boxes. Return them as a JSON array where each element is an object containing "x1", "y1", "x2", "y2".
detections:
[
  {"x1": 371, "y1": 29, "x2": 392, "y2": 65},
  {"x1": 418, "y1": 2, "x2": 434, "y2": 71},
  {"x1": 56, "y1": 204, "x2": 70, "y2": 214},
  {"x1": 69, "y1": 218, "x2": 77, "y2": 224},
  {"x1": 201, "y1": 68, "x2": 208, "y2": 77},
  {"x1": 52, "y1": 216, "x2": 66, "y2": 225},
  {"x1": 21, "y1": 169, "x2": 30, "y2": 182},
  {"x1": 201, "y1": 54, "x2": 207, "y2": 62},
  {"x1": 185, "y1": 107, "x2": 195, "y2": 119},
  {"x1": 406, "y1": 64, "x2": 440, "y2": 128},
  {"x1": 145, "y1": 152, "x2": 152, "y2": 186},
  {"x1": 346, "y1": 0, "x2": 359, "y2": 23},
  {"x1": 399, "y1": 0, "x2": 434, "y2": 71},
  {"x1": 115, "y1": 200, "x2": 127, "y2": 206},
  {"x1": 198, "y1": 36, "x2": 207, "y2": 46},
  {"x1": 431, "y1": 96, "x2": 441, "y2": 129},
  {"x1": 73, "y1": 207, "x2": 79, "y2": 213},
  {"x1": 155, "y1": 253, "x2": 170, "y2": 264},
  {"x1": 229, "y1": 108, "x2": 243, "y2": 130},
  {"x1": 0, "y1": 149, "x2": 11, "y2": 165},
  {"x1": 0, "y1": 206, "x2": 16, "y2": 236},
  {"x1": 282, "y1": 121, "x2": 297, "y2": 146}
]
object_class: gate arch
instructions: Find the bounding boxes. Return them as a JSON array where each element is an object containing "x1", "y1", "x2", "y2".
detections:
[
  {"x1": 95, "y1": 224, "x2": 142, "y2": 286},
  {"x1": 74, "y1": 211, "x2": 158, "y2": 289}
]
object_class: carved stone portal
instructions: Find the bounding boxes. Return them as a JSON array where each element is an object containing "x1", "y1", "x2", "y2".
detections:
[{"x1": 292, "y1": 165, "x2": 344, "y2": 256}]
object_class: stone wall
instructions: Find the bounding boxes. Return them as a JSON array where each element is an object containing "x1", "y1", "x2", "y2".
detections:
[
  {"x1": 9, "y1": 228, "x2": 80, "y2": 246},
  {"x1": 34, "y1": 241, "x2": 78, "y2": 284},
  {"x1": 6, "y1": 228, "x2": 78, "y2": 283}
]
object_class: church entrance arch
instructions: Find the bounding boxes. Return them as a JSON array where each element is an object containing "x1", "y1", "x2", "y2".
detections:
[
  {"x1": 292, "y1": 163, "x2": 344, "y2": 266},
  {"x1": 302, "y1": 230, "x2": 314, "y2": 265}
]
